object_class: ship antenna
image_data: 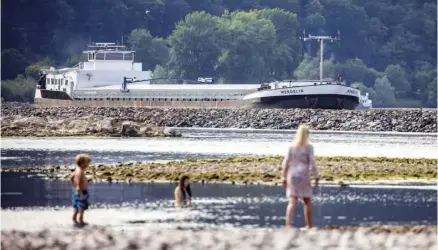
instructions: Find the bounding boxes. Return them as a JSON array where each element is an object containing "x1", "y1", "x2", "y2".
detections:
[
  {"x1": 121, "y1": 34, "x2": 124, "y2": 46},
  {"x1": 300, "y1": 30, "x2": 342, "y2": 84}
]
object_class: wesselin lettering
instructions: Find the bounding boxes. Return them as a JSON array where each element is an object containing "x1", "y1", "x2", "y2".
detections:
[{"x1": 280, "y1": 89, "x2": 304, "y2": 94}]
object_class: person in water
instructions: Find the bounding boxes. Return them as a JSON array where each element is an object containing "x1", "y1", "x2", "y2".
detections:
[
  {"x1": 281, "y1": 124, "x2": 319, "y2": 229},
  {"x1": 70, "y1": 154, "x2": 91, "y2": 227},
  {"x1": 174, "y1": 175, "x2": 192, "y2": 207}
]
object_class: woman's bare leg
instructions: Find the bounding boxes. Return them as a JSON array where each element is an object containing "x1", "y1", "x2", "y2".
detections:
[
  {"x1": 303, "y1": 197, "x2": 312, "y2": 228},
  {"x1": 286, "y1": 197, "x2": 298, "y2": 227}
]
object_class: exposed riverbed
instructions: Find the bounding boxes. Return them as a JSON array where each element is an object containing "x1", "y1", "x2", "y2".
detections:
[{"x1": 1, "y1": 102, "x2": 436, "y2": 132}]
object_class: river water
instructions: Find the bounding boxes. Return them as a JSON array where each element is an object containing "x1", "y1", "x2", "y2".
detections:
[
  {"x1": 1, "y1": 128, "x2": 436, "y2": 169},
  {"x1": 1, "y1": 129, "x2": 437, "y2": 230},
  {"x1": 1, "y1": 173, "x2": 436, "y2": 231}
]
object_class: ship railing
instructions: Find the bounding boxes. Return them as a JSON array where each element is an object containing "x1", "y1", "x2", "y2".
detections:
[
  {"x1": 73, "y1": 62, "x2": 84, "y2": 69},
  {"x1": 72, "y1": 90, "x2": 245, "y2": 100}
]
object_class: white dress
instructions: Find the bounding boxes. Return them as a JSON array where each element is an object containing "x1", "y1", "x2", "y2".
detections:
[{"x1": 281, "y1": 144, "x2": 319, "y2": 198}]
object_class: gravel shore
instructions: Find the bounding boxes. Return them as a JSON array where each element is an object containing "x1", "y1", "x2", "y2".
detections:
[
  {"x1": 2, "y1": 226, "x2": 436, "y2": 250},
  {"x1": 1, "y1": 102, "x2": 436, "y2": 132}
]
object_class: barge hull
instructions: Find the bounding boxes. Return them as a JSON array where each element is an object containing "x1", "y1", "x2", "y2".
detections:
[{"x1": 243, "y1": 95, "x2": 359, "y2": 110}]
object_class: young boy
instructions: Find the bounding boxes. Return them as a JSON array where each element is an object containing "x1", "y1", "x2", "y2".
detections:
[{"x1": 70, "y1": 154, "x2": 91, "y2": 227}]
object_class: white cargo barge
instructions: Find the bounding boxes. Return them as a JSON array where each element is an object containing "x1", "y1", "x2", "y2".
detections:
[{"x1": 35, "y1": 42, "x2": 367, "y2": 109}]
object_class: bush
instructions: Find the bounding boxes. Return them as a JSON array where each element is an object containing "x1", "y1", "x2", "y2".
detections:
[{"x1": 1, "y1": 75, "x2": 36, "y2": 103}]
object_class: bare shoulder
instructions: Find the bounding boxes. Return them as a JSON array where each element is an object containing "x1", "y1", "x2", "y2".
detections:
[{"x1": 74, "y1": 168, "x2": 85, "y2": 177}]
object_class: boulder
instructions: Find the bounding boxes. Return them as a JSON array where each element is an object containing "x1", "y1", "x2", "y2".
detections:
[
  {"x1": 139, "y1": 126, "x2": 153, "y2": 135},
  {"x1": 163, "y1": 127, "x2": 182, "y2": 137},
  {"x1": 94, "y1": 118, "x2": 117, "y2": 134},
  {"x1": 11, "y1": 116, "x2": 47, "y2": 128},
  {"x1": 121, "y1": 121, "x2": 140, "y2": 137}
]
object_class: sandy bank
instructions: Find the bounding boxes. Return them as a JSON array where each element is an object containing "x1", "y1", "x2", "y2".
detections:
[{"x1": 1, "y1": 226, "x2": 436, "y2": 250}]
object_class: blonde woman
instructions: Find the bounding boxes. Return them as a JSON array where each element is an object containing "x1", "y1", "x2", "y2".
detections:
[{"x1": 281, "y1": 124, "x2": 319, "y2": 228}]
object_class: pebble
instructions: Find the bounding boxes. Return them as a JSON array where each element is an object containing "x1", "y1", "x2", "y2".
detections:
[
  {"x1": 1, "y1": 102, "x2": 436, "y2": 133},
  {"x1": 1, "y1": 226, "x2": 436, "y2": 250}
]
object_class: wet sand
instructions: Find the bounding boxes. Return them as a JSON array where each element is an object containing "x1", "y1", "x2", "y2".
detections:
[{"x1": 2, "y1": 226, "x2": 436, "y2": 250}]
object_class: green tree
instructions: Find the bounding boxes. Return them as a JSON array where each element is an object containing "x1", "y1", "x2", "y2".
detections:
[
  {"x1": 334, "y1": 59, "x2": 382, "y2": 87},
  {"x1": 215, "y1": 11, "x2": 276, "y2": 82},
  {"x1": 426, "y1": 77, "x2": 437, "y2": 108},
  {"x1": 168, "y1": 11, "x2": 221, "y2": 79},
  {"x1": 0, "y1": 75, "x2": 36, "y2": 103},
  {"x1": 1, "y1": 49, "x2": 28, "y2": 80},
  {"x1": 351, "y1": 82, "x2": 376, "y2": 101},
  {"x1": 24, "y1": 58, "x2": 54, "y2": 80},
  {"x1": 373, "y1": 76, "x2": 396, "y2": 107},
  {"x1": 128, "y1": 29, "x2": 169, "y2": 71},
  {"x1": 293, "y1": 54, "x2": 336, "y2": 80},
  {"x1": 384, "y1": 64, "x2": 411, "y2": 96},
  {"x1": 255, "y1": 8, "x2": 301, "y2": 79}
]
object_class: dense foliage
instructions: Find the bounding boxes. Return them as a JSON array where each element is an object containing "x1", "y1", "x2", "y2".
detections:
[{"x1": 1, "y1": 0, "x2": 437, "y2": 107}]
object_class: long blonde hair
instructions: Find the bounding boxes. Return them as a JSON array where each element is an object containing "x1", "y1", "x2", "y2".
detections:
[{"x1": 293, "y1": 124, "x2": 310, "y2": 148}]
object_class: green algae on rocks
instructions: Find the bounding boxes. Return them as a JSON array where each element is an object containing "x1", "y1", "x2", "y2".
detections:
[
  {"x1": 1, "y1": 131, "x2": 180, "y2": 138},
  {"x1": 2, "y1": 156, "x2": 436, "y2": 184}
]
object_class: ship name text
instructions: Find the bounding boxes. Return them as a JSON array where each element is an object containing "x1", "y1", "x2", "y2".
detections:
[{"x1": 280, "y1": 89, "x2": 304, "y2": 95}]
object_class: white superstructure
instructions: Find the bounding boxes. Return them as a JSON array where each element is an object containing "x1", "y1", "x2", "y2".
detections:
[
  {"x1": 36, "y1": 43, "x2": 152, "y2": 97},
  {"x1": 359, "y1": 93, "x2": 373, "y2": 109}
]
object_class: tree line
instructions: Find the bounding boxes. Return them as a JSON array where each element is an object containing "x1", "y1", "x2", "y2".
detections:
[{"x1": 1, "y1": 0, "x2": 436, "y2": 107}]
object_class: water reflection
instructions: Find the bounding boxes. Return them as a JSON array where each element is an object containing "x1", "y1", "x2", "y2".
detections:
[{"x1": 2, "y1": 173, "x2": 436, "y2": 229}]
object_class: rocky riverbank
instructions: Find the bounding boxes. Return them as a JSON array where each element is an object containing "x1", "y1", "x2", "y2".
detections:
[
  {"x1": 1, "y1": 102, "x2": 436, "y2": 132},
  {"x1": 3, "y1": 156, "x2": 436, "y2": 184},
  {"x1": 1, "y1": 115, "x2": 182, "y2": 137},
  {"x1": 2, "y1": 226, "x2": 436, "y2": 250}
]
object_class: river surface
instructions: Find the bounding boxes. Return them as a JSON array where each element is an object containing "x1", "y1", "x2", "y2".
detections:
[
  {"x1": 1, "y1": 128, "x2": 436, "y2": 168},
  {"x1": 1, "y1": 172, "x2": 436, "y2": 231},
  {"x1": 1, "y1": 129, "x2": 436, "y2": 231}
]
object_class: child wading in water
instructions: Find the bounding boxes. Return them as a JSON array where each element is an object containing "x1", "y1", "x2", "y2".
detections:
[
  {"x1": 281, "y1": 124, "x2": 319, "y2": 229},
  {"x1": 174, "y1": 175, "x2": 192, "y2": 207},
  {"x1": 70, "y1": 154, "x2": 91, "y2": 227}
]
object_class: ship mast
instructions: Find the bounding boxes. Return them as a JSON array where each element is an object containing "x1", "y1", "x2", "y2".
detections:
[{"x1": 300, "y1": 30, "x2": 342, "y2": 84}]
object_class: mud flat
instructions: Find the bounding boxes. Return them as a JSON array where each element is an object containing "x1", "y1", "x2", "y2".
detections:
[
  {"x1": 1, "y1": 102, "x2": 436, "y2": 133},
  {"x1": 1, "y1": 226, "x2": 436, "y2": 250},
  {"x1": 3, "y1": 156, "x2": 436, "y2": 185}
]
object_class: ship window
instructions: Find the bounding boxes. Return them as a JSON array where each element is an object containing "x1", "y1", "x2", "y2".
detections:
[
  {"x1": 106, "y1": 98, "x2": 110, "y2": 100},
  {"x1": 140, "y1": 98, "x2": 143, "y2": 101},
  {"x1": 95, "y1": 53, "x2": 105, "y2": 60},
  {"x1": 314, "y1": 83, "x2": 317, "y2": 85},
  {"x1": 106, "y1": 53, "x2": 123, "y2": 60},
  {"x1": 124, "y1": 53, "x2": 133, "y2": 61}
]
